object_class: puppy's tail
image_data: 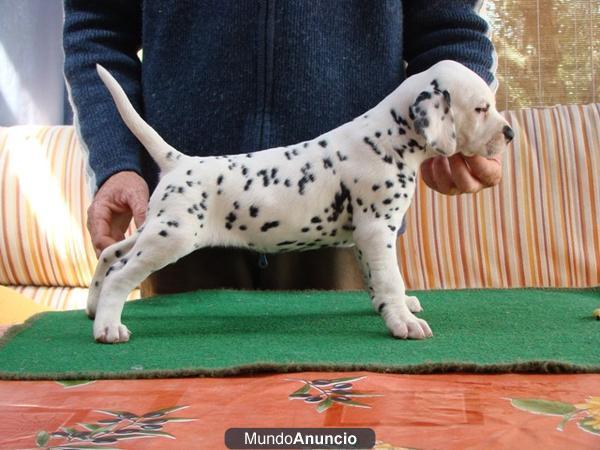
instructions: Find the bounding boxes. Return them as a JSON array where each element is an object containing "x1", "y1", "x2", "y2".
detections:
[{"x1": 96, "y1": 64, "x2": 186, "y2": 173}]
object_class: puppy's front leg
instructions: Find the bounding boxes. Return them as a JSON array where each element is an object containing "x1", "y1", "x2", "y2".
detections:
[{"x1": 353, "y1": 226, "x2": 432, "y2": 339}]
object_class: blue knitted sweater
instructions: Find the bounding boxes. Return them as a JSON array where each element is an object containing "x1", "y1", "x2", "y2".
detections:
[{"x1": 63, "y1": 0, "x2": 496, "y2": 192}]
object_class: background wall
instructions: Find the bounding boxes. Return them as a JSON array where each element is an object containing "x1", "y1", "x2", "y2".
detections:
[
  {"x1": 0, "y1": 0, "x2": 66, "y2": 126},
  {"x1": 485, "y1": 0, "x2": 599, "y2": 110}
]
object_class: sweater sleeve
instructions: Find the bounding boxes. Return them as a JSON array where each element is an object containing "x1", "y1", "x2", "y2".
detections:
[
  {"x1": 63, "y1": 1, "x2": 144, "y2": 192},
  {"x1": 402, "y1": 0, "x2": 497, "y2": 90}
]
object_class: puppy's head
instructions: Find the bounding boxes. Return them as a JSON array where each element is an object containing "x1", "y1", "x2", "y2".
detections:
[{"x1": 409, "y1": 60, "x2": 513, "y2": 158}]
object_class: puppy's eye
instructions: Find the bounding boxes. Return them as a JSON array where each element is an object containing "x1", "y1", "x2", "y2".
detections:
[{"x1": 475, "y1": 104, "x2": 490, "y2": 114}]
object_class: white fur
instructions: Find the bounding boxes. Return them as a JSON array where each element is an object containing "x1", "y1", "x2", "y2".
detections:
[{"x1": 89, "y1": 60, "x2": 511, "y2": 343}]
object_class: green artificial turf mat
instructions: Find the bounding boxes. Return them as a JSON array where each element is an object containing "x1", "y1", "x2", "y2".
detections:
[{"x1": 0, "y1": 288, "x2": 599, "y2": 380}]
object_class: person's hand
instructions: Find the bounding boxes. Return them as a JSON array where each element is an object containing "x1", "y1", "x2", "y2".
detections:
[
  {"x1": 87, "y1": 171, "x2": 149, "y2": 257},
  {"x1": 420, "y1": 154, "x2": 502, "y2": 195}
]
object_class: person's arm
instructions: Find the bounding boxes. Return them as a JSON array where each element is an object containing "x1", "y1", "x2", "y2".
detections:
[
  {"x1": 64, "y1": 1, "x2": 148, "y2": 254},
  {"x1": 403, "y1": 0, "x2": 501, "y2": 195},
  {"x1": 64, "y1": 0, "x2": 144, "y2": 190},
  {"x1": 403, "y1": 0, "x2": 496, "y2": 88}
]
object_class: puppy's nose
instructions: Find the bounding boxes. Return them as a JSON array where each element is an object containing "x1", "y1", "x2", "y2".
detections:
[{"x1": 502, "y1": 125, "x2": 514, "y2": 143}]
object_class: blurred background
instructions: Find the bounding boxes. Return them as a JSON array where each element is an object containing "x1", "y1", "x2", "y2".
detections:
[{"x1": 0, "y1": 0, "x2": 598, "y2": 126}]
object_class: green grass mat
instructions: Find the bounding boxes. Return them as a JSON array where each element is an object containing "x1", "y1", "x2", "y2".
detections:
[{"x1": 1, "y1": 289, "x2": 599, "y2": 380}]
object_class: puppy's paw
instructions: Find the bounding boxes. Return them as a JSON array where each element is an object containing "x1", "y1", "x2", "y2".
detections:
[
  {"x1": 385, "y1": 310, "x2": 433, "y2": 340},
  {"x1": 93, "y1": 320, "x2": 131, "y2": 344},
  {"x1": 405, "y1": 295, "x2": 423, "y2": 313}
]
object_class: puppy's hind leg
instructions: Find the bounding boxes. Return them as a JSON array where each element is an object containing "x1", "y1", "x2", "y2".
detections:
[
  {"x1": 87, "y1": 233, "x2": 139, "y2": 319},
  {"x1": 92, "y1": 224, "x2": 195, "y2": 343}
]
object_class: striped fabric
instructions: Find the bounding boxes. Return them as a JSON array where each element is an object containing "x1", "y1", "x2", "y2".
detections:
[
  {"x1": 398, "y1": 103, "x2": 600, "y2": 289},
  {"x1": 0, "y1": 126, "x2": 96, "y2": 288},
  {"x1": 11, "y1": 286, "x2": 140, "y2": 311},
  {"x1": 0, "y1": 104, "x2": 598, "y2": 311}
]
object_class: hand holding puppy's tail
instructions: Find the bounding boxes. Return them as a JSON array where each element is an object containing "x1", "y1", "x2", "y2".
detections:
[{"x1": 96, "y1": 64, "x2": 185, "y2": 173}]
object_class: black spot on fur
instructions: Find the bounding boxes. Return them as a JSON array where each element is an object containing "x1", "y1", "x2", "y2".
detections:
[
  {"x1": 318, "y1": 140, "x2": 328, "y2": 148},
  {"x1": 249, "y1": 206, "x2": 259, "y2": 217},
  {"x1": 327, "y1": 182, "x2": 351, "y2": 223},
  {"x1": 390, "y1": 109, "x2": 411, "y2": 129},
  {"x1": 159, "y1": 230, "x2": 168, "y2": 237},
  {"x1": 336, "y1": 151, "x2": 348, "y2": 161},
  {"x1": 378, "y1": 302, "x2": 387, "y2": 313},
  {"x1": 257, "y1": 169, "x2": 270, "y2": 187},
  {"x1": 363, "y1": 136, "x2": 381, "y2": 155},
  {"x1": 298, "y1": 162, "x2": 316, "y2": 195},
  {"x1": 261, "y1": 221, "x2": 280, "y2": 232},
  {"x1": 442, "y1": 89, "x2": 451, "y2": 106},
  {"x1": 414, "y1": 91, "x2": 432, "y2": 104}
]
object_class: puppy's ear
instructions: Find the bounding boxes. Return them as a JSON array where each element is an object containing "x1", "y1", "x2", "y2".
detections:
[{"x1": 409, "y1": 82, "x2": 457, "y2": 156}]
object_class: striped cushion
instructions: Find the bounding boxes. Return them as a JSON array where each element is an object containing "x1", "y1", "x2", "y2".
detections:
[
  {"x1": 1, "y1": 104, "x2": 598, "y2": 300},
  {"x1": 398, "y1": 103, "x2": 600, "y2": 289},
  {"x1": 11, "y1": 286, "x2": 140, "y2": 311},
  {"x1": 0, "y1": 126, "x2": 96, "y2": 288}
]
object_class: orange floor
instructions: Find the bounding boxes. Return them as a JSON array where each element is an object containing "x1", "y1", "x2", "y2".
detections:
[{"x1": 1, "y1": 372, "x2": 599, "y2": 449}]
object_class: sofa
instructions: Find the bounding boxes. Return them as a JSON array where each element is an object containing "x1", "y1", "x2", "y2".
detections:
[{"x1": 0, "y1": 103, "x2": 598, "y2": 311}]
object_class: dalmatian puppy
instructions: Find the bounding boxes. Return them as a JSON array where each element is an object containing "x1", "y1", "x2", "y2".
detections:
[{"x1": 90, "y1": 60, "x2": 513, "y2": 343}]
